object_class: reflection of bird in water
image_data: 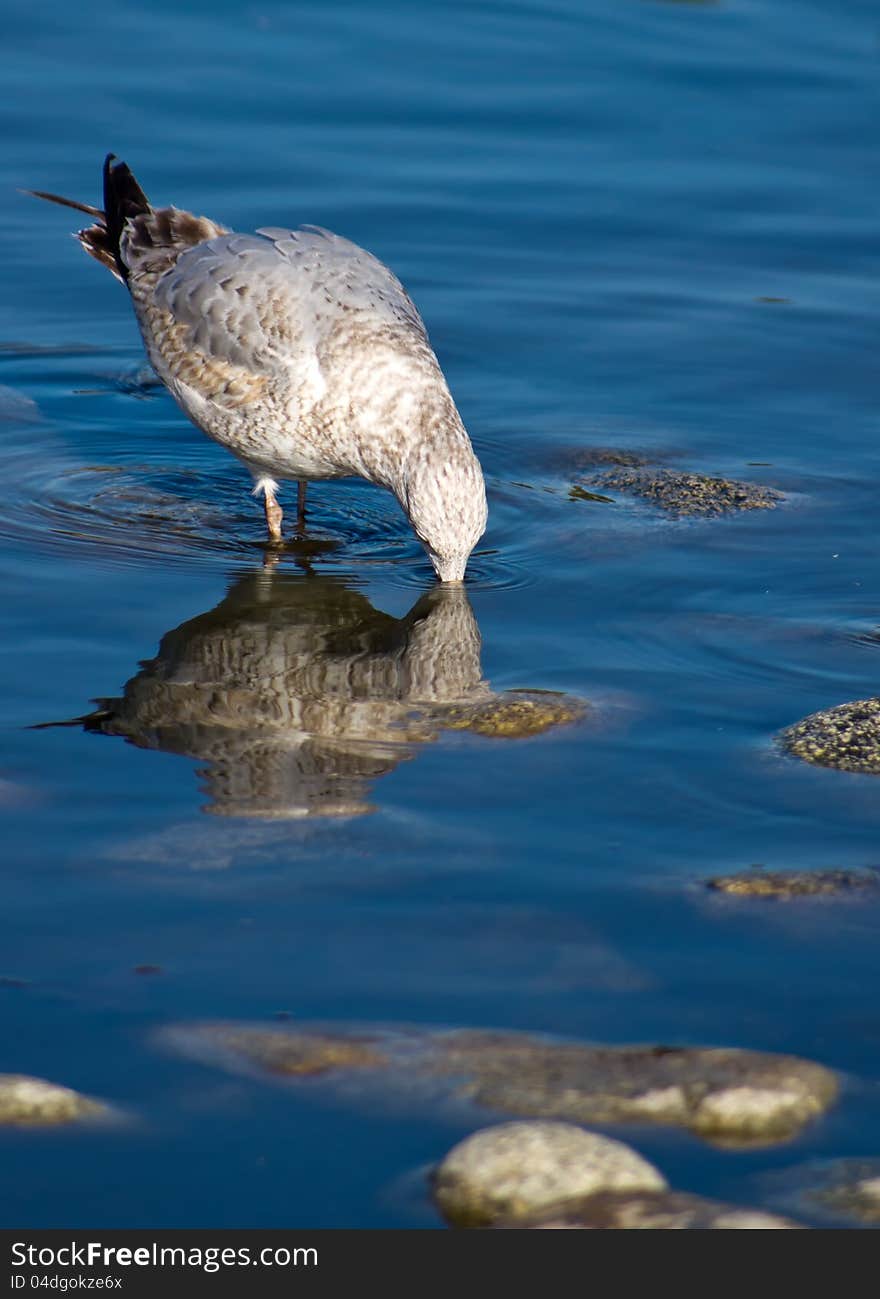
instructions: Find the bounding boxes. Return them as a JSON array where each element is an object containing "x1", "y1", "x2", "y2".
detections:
[
  {"x1": 79, "y1": 570, "x2": 584, "y2": 818},
  {"x1": 29, "y1": 155, "x2": 487, "y2": 580}
]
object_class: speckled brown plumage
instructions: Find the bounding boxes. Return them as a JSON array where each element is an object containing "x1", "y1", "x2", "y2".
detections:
[{"x1": 30, "y1": 154, "x2": 488, "y2": 580}]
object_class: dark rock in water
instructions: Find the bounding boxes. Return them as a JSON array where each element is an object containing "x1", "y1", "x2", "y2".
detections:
[
  {"x1": 705, "y1": 868, "x2": 880, "y2": 899},
  {"x1": 432, "y1": 1121, "x2": 666, "y2": 1227},
  {"x1": 578, "y1": 465, "x2": 782, "y2": 517},
  {"x1": 493, "y1": 1189, "x2": 801, "y2": 1229},
  {"x1": 779, "y1": 697, "x2": 880, "y2": 774},
  {"x1": 163, "y1": 1021, "x2": 837, "y2": 1146}
]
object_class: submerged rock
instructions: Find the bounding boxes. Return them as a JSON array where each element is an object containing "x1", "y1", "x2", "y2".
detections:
[
  {"x1": 570, "y1": 450, "x2": 781, "y2": 517},
  {"x1": 0, "y1": 1075, "x2": 107, "y2": 1126},
  {"x1": 705, "y1": 868, "x2": 880, "y2": 899},
  {"x1": 174, "y1": 1025, "x2": 389, "y2": 1077},
  {"x1": 779, "y1": 698, "x2": 880, "y2": 774},
  {"x1": 438, "y1": 1034, "x2": 837, "y2": 1146},
  {"x1": 816, "y1": 1173, "x2": 880, "y2": 1225},
  {"x1": 582, "y1": 466, "x2": 781, "y2": 517},
  {"x1": 432, "y1": 1121, "x2": 666, "y2": 1227},
  {"x1": 570, "y1": 448, "x2": 651, "y2": 471},
  {"x1": 760, "y1": 1159, "x2": 880, "y2": 1226},
  {"x1": 164, "y1": 1022, "x2": 837, "y2": 1146},
  {"x1": 0, "y1": 384, "x2": 40, "y2": 424},
  {"x1": 493, "y1": 1190, "x2": 801, "y2": 1230}
]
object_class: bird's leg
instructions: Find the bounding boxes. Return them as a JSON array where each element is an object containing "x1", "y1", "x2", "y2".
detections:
[
  {"x1": 258, "y1": 481, "x2": 283, "y2": 542},
  {"x1": 295, "y1": 481, "x2": 307, "y2": 536}
]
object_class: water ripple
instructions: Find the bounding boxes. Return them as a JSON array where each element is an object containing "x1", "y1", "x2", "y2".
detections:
[{"x1": 0, "y1": 364, "x2": 530, "y2": 590}]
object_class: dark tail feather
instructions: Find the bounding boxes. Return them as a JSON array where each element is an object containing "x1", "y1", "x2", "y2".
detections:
[
  {"x1": 101, "y1": 153, "x2": 150, "y2": 278},
  {"x1": 25, "y1": 153, "x2": 151, "y2": 281}
]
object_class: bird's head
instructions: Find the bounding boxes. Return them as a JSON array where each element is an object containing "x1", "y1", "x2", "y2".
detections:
[{"x1": 400, "y1": 432, "x2": 488, "y2": 582}]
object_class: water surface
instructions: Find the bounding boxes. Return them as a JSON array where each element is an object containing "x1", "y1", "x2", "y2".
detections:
[{"x1": 2, "y1": 0, "x2": 880, "y2": 1227}]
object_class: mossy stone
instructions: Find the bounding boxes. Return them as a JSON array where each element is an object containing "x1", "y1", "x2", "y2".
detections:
[{"x1": 780, "y1": 698, "x2": 880, "y2": 773}]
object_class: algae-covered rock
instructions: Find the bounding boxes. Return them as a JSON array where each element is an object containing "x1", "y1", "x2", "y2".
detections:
[
  {"x1": 164, "y1": 1021, "x2": 837, "y2": 1147},
  {"x1": 0, "y1": 1075, "x2": 107, "y2": 1126},
  {"x1": 578, "y1": 465, "x2": 781, "y2": 517},
  {"x1": 705, "y1": 868, "x2": 880, "y2": 899},
  {"x1": 779, "y1": 698, "x2": 880, "y2": 774},
  {"x1": 435, "y1": 1033, "x2": 837, "y2": 1146},
  {"x1": 493, "y1": 1190, "x2": 801, "y2": 1230},
  {"x1": 440, "y1": 690, "x2": 586, "y2": 739},
  {"x1": 433, "y1": 1121, "x2": 666, "y2": 1227}
]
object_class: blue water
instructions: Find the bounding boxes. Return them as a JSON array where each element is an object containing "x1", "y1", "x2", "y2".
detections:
[{"x1": 2, "y1": 0, "x2": 880, "y2": 1227}]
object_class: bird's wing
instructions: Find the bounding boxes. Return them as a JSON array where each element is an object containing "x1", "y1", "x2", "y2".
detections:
[
  {"x1": 257, "y1": 225, "x2": 428, "y2": 338},
  {"x1": 152, "y1": 227, "x2": 428, "y2": 381}
]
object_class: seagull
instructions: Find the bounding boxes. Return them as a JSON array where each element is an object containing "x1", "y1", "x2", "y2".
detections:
[{"x1": 28, "y1": 154, "x2": 488, "y2": 581}]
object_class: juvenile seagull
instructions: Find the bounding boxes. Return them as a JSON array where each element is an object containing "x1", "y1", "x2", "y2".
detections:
[{"x1": 30, "y1": 155, "x2": 487, "y2": 580}]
